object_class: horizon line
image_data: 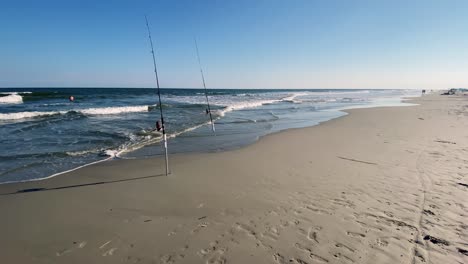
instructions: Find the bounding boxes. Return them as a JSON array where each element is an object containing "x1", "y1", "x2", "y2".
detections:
[{"x1": 0, "y1": 86, "x2": 439, "y2": 90}]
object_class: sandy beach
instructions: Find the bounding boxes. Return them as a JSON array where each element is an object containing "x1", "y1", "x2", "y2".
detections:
[{"x1": 0, "y1": 94, "x2": 466, "y2": 264}]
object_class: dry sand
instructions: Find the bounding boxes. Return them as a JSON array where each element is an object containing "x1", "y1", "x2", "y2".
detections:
[{"x1": 0, "y1": 94, "x2": 467, "y2": 264}]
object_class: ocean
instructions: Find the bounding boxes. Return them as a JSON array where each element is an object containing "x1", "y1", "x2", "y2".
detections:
[{"x1": 0, "y1": 88, "x2": 420, "y2": 183}]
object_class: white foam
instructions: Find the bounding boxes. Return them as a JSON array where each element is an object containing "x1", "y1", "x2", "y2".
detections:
[
  {"x1": 0, "y1": 105, "x2": 151, "y2": 121},
  {"x1": 169, "y1": 121, "x2": 211, "y2": 138},
  {"x1": 103, "y1": 149, "x2": 119, "y2": 158},
  {"x1": 216, "y1": 99, "x2": 281, "y2": 117},
  {"x1": 79, "y1": 105, "x2": 149, "y2": 115},
  {"x1": 112, "y1": 120, "x2": 216, "y2": 158},
  {"x1": 281, "y1": 92, "x2": 308, "y2": 103},
  {"x1": 65, "y1": 149, "x2": 99, "y2": 156},
  {"x1": 213, "y1": 92, "x2": 309, "y2": 116},
  {"x1": 0, "y1": 155, "x2": 114, "y2": 185},
  {"x1": 301, "y1": 90, "x2": 371, "y2": 97},
  {"x1": 0, "y1": 111, "x2": 64, "y2": 120},
  {"x1": 0, "y1": 92, "x2": 23, "y2": 104}
]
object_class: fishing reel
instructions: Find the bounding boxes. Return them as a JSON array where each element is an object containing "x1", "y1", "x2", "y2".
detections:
[{"x1": 155, "y1": 120, "x2": 164, "y2": 131}]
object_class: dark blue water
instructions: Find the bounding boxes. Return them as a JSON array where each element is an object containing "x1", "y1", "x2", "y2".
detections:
[{"x1": 0, "y1": 88, "x2": 419, "y2": 183}]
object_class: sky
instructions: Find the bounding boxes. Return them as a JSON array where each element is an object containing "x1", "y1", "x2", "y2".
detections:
[{"x1": 1, "y1": 0, "x2": 468, "y2": 89}]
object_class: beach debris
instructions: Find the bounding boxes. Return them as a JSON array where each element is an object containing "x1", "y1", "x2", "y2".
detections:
[
  {"x1": 337, "y1": 156, "x2": 378, "y2": 165},
  {"x1": 457, "y1": 182, "x2": 468, "y2": 188},
  {"x1": 198, "y1": 216, "x2": 207, "y2": 220}
]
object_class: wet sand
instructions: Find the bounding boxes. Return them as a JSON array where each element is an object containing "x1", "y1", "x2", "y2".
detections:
[{"x1": 0, "y1": 94, "x2": 467, "y2": 264}]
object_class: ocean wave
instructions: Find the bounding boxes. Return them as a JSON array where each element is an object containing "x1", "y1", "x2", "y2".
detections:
[
  {"x1": 109, "y1": 120, "x2": 212, "y2": 158},
  {"x1": 302, "y1": 90, "x2": 371, "y2": 97},
  {"x1": 220, "y1": 116, "x2": 280, "y2": 124},
  {"x1": 0, "y1": 149, "x2": 98, "y2": 160},
  {"x1": 65, "y1": 149, "x2": 100, "y2": 156},
  {"x1": 213, "y1": 92, "x2": 306, "y2": 117},
  {"x1": 0, "y1": 105, "x2": 155, "y2": 121},
  {"x1": 39, "y1": 102, "x2": 73, "y2": 107},
  {"x1": 216, "y1": 99, "x2": 280, "y2": 117},
  {"x1": 0, "y1": 110, "x2": 64, "y2": 120},
  {"x1": 234, "y1": 93, "x2": 253, "y2": 97},
  {"x1": 20, "y1": 91, "x2": 69, "y2": 101},
  {"x1": 281, "y1": 92, "x2": 308, "y2": 103},
  {"x1": 79, "y1": 105, "x2": 151, "y2": 115},
  {"x1": 0, "y1": 92, "x2": 23, "y2": 104}
]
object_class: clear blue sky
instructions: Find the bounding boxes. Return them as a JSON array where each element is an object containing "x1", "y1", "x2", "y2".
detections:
[{"x1": 1, "y1": 0, "x2": 467, "y2": 89}]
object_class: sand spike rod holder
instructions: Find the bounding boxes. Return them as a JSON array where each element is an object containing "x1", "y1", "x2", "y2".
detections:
[{"x1": 145, "y1": 16, "x2": 169, "y2": 176}]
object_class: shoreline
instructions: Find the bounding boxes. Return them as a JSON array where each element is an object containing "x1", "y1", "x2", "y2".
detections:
[
  {"x1": 0, "y1": 93, "x2": 466, "y2": 264},
  {"x1": 0, "y1": 96, "x2": 419, "y2": 185}
]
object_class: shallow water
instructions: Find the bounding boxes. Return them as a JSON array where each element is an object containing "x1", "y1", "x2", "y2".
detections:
[{"x1": 0, "y1": 88, "x2": 420, "y2": 183}]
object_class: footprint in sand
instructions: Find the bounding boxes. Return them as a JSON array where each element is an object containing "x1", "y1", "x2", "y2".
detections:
[
  {"x1": 335, "y1": 243, "x2": 356, "y2": 252},
  {"x1": 293, "y1": 243, "x2": 329, "y2": 263},
  {"x1": 56, "y1": 241, "x2": 87, "y2": 257},
  {"x1": 99, "y1": 240, "x2": 112, "y2": 249},
  {"x1": 347, "y1": 231, "x2": 366, "y2": 238},
  {"x1": 272, "y1": 253, "x2": 285, "y2": 263},
  {"x1": 333, "y1": 252, "x2": 355, "y2": 263},
  {"x1": 102, "y1": 247, "x2": 117, "y2": 257},
  {"x1": 235, "y1": 222, "x2": 257, "y2": 237},
  {"x1": 191, "y1": 222, "x2": 209, "y2": 234},
  {"x1": 294, "y1": 242, "x2": 311, "y2": 252},
  {"x1": 375, "y1": 238, "x2": 389, "y2": 247},
  {"x1": 159, "y1": 254, "x2": 175, "y2": 264},
  {"x1": 292, "y1": 258, "x2": 309, "y2": 264},
  {"x1": 206, "y1": 254, "x2": 226, "y2": 264},
  {"x1": 307, "y1": 228, "x2": 319, "y2": 243},
  {"x1": 304, "y1": 204, "x2": 332, "y2": 215},
  {"x1": 309, "y1": 253, "x2": 329, "y2": 263}
]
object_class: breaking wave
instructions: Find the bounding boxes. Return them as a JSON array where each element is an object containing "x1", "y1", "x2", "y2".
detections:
[
  {"x1": 0, "y1": 92, "x2": 24, "y2": 104},
  {"x1": 0, "y1": 105, "x2": 155, "y2": 121}
]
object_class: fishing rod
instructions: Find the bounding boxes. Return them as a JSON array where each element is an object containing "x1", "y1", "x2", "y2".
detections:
[
  {"x1": 194, "y1": 38, "x2": 215, "y2": 132},
  {"x1": 145, "y1": 16, "x2": 169, "y2": 176}
]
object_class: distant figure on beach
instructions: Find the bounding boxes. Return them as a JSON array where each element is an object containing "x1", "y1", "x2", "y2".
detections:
[
  {"x1": 422, "y1": 89, "x2": 426, "y2": 95},
  {"x1": 69, "y1": 96, "x2": 75, "y2": 102}
]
